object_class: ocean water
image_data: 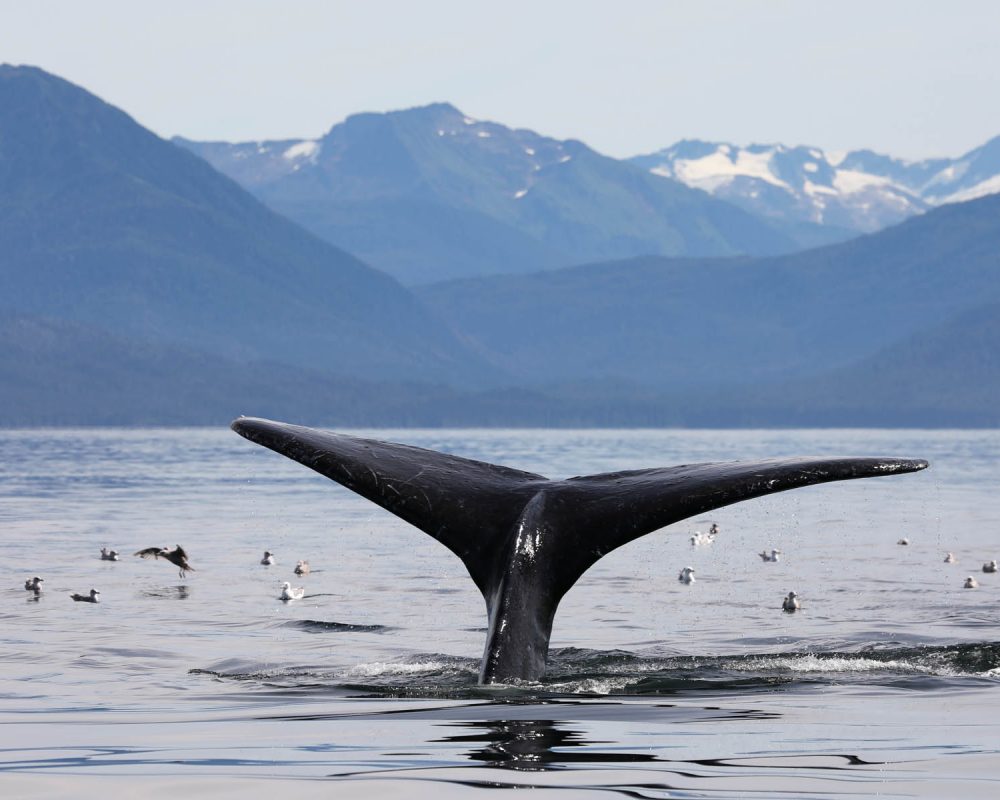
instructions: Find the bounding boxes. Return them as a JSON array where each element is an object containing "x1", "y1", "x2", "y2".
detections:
[{"x1": 1, "y1": 427, "x2": 998, "y2": 798}]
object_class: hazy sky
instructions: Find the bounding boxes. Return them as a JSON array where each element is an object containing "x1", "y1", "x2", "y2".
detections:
[{"x1": 4, "y1": 0, "x2": 1000, "y2": 159}]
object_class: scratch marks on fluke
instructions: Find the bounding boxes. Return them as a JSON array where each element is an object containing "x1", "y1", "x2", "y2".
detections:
[{"x1": 231, "y1": 417, "x2": 928, "y2": 684}]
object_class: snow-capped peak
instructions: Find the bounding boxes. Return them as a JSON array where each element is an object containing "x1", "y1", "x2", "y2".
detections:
[{"x1": 630, "y1": 140, "x2": 936, "y2": 232}]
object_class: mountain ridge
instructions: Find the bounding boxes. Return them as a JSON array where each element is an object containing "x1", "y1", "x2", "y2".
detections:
[
  {"x1": 0, "y1": 64, "x2": 493, "y2": 385},
  {"x1": 629, "y1": 135, "x2": 1000, "y2": 241},
  {"x1": 2, "y1": 65, "x2": 997, "y2": 427},
  {"x1": 417, "y1": 191, "x2": 1000, "y2": 393},
  {"x1": 175, "y1": 103, "x2": 796, "y2": 284}
]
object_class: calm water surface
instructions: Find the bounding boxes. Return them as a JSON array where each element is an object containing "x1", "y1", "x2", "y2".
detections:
[{"x1": 1, "y1": 428, "x2": 998, "y2": 797}]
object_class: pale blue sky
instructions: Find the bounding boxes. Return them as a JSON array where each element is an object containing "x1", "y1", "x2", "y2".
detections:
[{"x1": 4, "y1": 0, "x2": 1000, "y2": 159}]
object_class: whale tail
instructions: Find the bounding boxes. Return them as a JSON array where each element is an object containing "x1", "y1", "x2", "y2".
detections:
[{"x1": 232, "y1": 417, "x2": 928, "y2": 683}]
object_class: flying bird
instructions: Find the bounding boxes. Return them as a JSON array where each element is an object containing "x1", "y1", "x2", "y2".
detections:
[{"x1": 134, "y1": 545, "x2": 195, "y2": 578}]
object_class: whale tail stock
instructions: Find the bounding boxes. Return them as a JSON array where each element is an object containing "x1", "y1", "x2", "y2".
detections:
[{"x1": 231, "y1": 417, "x2": 928, "y2": 683}]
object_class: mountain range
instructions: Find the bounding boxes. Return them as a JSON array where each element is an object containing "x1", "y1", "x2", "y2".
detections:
[
  {"x1": 418, "y1": 190, "x2": 1000, "y2": 395},
  {"x1": 630, "y1": 136, "x2": 1000, "y2": 244},
  {"x1": 0, "y1": 65, "x2": 488, "y2": 386},
  {"x1": 1, "y1": 64, "x2": 997, "y2": 427},
  {"x1": 178, "y1": 107, "x2": 1000, "y2": 284},
  {"x1": 175, "y1": 104, "x2": 796, "y2": 284}
]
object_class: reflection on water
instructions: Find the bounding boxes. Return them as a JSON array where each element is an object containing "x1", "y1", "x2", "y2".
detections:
[
  {"x1": 286, "y1": 619, "x2": 391, "y2": 634},
  {"x1": 138, "y1": 585, "x2": 190, "y2": 600},
  {"x1": 440, "y1": 719, "x2": 658, "y2": 771}
]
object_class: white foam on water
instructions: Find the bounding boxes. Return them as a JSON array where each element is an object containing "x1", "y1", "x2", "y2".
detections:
[
  {"x1": 734, "y1": 653, "x2": 958, "y2": 676},
  {"x1": 545, "y1": 676, "x2": 634, "y2": 694},
  {"x1": 346, "y1": 659, "x2": 469, "y2": 678}
]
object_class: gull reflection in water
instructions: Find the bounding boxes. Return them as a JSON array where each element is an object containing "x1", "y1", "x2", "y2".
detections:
[
  {"x1": 139, "y1": 585, "x2": 190, "y2": 600},
  {"x1": 438, "y1": 719, "x2": 657, "y2": 772}
]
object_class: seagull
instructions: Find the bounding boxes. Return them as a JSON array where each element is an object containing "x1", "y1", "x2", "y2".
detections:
[
  {"x1": 294, "y1": 560, "x2": 310, "y2": 576},
  {"x1": 677, "y1": 566, "x2": 696, "y2": 585},
  {"x1": 782, "y1": 591, "x2": 800, "y2": 612},
  {"x1": 70, "y1": 589, "x2": 100, "y2": 603},
  {"x1": 983, "y1": 560, "x2": 998, "y2": 574},
  {"x1": 134, "y1": 545, "x2": 195, "y2": 578},
  {"x1": 260, "y1": 551, "x2": 276, "y2": 566},
  {"x1": 759, "y1": 549, "x2": 782, "y2": 563},
  {"x1": 964, "y1": 576, "x2": 979, "y2": 589},
  {"x1": 100, "y1": 548, "x2": 120, "y2": 561},
  {"x1": 944, "y1": 552, "x2": 956, "y2": 564},
  {"x1": 709, "y1": 523, "x2": 720, "y2": 535},
  {"x1": 690, "y1": 531, "x2": 716, "y2": 546},
  {"x1": 24, "y1": 576, "x2": 43, "y2": 591},
  {"x1": 280, "y1": 581, "x2": 305, "y2": 600},
  {"x1": 897, "y1": 538, "x2": 910, "y2": 546}
]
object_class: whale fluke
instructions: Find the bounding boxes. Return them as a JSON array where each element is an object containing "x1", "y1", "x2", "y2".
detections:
[{"x1": 232, "y1": 416, "x2": 928, "y2": 684}]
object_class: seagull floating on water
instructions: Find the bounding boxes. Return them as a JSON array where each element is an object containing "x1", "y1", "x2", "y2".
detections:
[
  {"x1": 134, "y1": 545, "x2": 195, "y2": 578},
  {"x1": 944, "y1": 552, "x2": 956, "y2": 564},
  {"x1": 70, "y1": 589, "x2": 100, "y2": 603},
  {"x1": 689, "y1": 531, "x2": 715, "y2": 546},
  {"x1": 897, "y1": 538, "x2": 910, "y2": 546},
  {"x1": 759, "y1": 549, "x2": 782, "y2": 563},
  {"x1": 782, "y1": 591, "x2": 800, "y2": 612},
  {"x1": 260, "y1": 551, "x2": 276, "y2": 566},
  {"x1": 677, "y1": 566, "x2": 696, "y2": 584},
  {"x1": 280, "y1": 582, "x2": 305, "y2": 600},
  {"x1": 709, "y1": 523, "x2": 720, "y2": 535},
  {"x1": 983, "y1": 560, "x2": 998, "y2": 574},
  {"x1": 294, "y1": 560, "x2": 310, "y2": 576},
  {"x1": 100, "y1": 548, "x2": 120, "y2": 561},
  {"x1": 24, "y1": 576, "x2": 43, "y2": 591},
  {"x1": 964, "y1": 576, "x2": 979, "y2": 589}
]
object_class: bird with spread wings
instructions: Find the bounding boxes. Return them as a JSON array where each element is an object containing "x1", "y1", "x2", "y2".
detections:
[{"x1": 134, "y1": 545, "x2": 195, "y2": 578}]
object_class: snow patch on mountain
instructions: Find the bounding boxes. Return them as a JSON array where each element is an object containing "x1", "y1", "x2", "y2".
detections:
[
  {"x1": 282, "y1": 140, "x2": 320, "y2": 161},
  {"x1": 941, "y1": 173, "x2": 1000, "y2": 204},
  {"x1": 666, "y1": 148, "x2": 792, "y2": 191},
  {"x1": 629, "y1": 137, "x2": 1000, "y2": 235},
  {"x1": 832, "y1": 169, "x2": 893, "y2": 194}
]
